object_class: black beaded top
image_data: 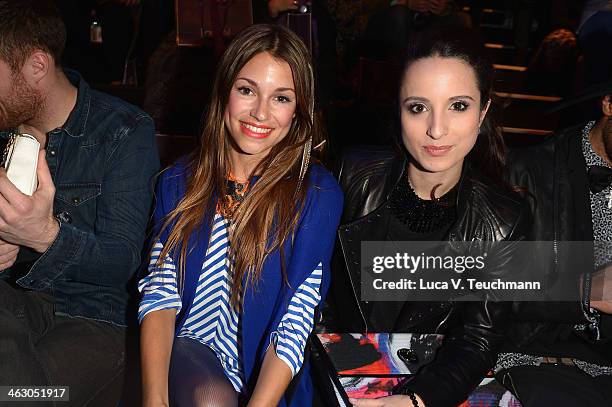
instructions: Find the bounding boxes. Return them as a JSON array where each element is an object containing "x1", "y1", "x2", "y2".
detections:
[{"x1": 388, "y1": 174, "x2": 458, "y2": 234}]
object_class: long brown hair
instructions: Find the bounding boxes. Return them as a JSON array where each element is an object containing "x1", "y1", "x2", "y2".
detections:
[{"x1": 157, "y1": 24, "x2": 320, "y2": 304}]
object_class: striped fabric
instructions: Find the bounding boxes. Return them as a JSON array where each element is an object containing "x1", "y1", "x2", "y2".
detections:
[
  {"x1": 138, "y1": 242, "x2": 182, "y2": 319},
  {"x1": 271, "y1": 263, "x2": 323, "y2": 374},
  {"x1": 138, "y1": 213, "x2": 322, "y2": 392}
]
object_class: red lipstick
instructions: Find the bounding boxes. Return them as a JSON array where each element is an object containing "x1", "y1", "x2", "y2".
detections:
[
  {"x1": 423, "y1": 145, "x2": 453, "y2": 156},
  {"x1": 239, "y1": 121, "x2": 273, "y2": 139}
]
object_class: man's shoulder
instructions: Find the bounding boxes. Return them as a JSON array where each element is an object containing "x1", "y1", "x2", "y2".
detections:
[
  {"x1": 508, "y1": 123, "x2": 585, "y2": 166},
  {"x1": 86, "y1": 89, "x2": 154, "y2": 138},
  {"x1": 506, "y1": 123, "x2": 586, "y2": 192}
]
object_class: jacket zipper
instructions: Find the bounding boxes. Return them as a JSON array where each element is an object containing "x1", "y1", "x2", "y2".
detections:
[{"x1": 339, "y1": 230, "x2": 369, "y2": 333}]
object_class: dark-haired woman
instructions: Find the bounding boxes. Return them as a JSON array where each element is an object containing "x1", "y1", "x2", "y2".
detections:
[
  {"x1": 327, "y1": 27, "x2": 531, "y2": 407},
  {"x1": 137, "y1": 24, "x2": 343, "y2": 407}
]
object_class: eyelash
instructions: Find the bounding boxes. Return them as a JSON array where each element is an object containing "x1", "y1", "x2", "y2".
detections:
[
  {"x1": 406, "y1": 101, "x2": 470, "y2": 114},
  {"x1": 407, "y1": 103, "x2": 427, "y2": 114},
  {"x1": 237, "y1": 86, "x2": 253, "y2": 96},
  {"x1": 275, "y1": 95, "x2": 292, "y2": 103},
  {"x1": 451, "y1": 101, "x2": 469, "y2": 111},
  {"x1": 236, "y1": 86, "x2": 292, "y2": 103}
]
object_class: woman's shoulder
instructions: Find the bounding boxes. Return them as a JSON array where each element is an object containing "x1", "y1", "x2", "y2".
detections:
[
  {"x1": 466, "y1": 173, "x2": 531, "y2": 240},
  {"x1": 159, "y1": 159, "x2": 190, "y2": 183},
  {"x1": 300, "y1": 163, "x2": 344, "y2": 221},
  {"x1": 307, "y1": 162, "x2": 343, "y2": 199},
  {"x1": 337, "y1": 146, "x2": 400, "y2": 191},
  {"x1": 155, "y1": 160, "x2": 192, "y2": 210}
]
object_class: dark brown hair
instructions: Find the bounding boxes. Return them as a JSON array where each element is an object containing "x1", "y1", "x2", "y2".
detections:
[
  {"x1": 399, "y1": 26, "x2": 506, "y2": 186},
  {"x1": 0, "y1": 0, "x2": 66, "y2": 71},
  {"x1": 157, "y1": 24, "x2": 321, "y2": 305}
]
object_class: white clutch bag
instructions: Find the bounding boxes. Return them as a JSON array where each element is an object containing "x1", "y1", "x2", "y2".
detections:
[{"x1": 1, "y1": 133, "x2": 40, "y2": 195}]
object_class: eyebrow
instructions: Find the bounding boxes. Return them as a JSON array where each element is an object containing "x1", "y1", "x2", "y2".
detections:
[
  {"x1": 402, "y1": 95, "x2": 476, "y2": 104},
  {"x1": 236, "y1": 77, "x2": 295, "y2": 93}
]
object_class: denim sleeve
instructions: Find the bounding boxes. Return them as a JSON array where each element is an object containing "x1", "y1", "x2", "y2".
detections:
[{"x1": 18, "y1": 116, "x2": 160, "y2": 288}]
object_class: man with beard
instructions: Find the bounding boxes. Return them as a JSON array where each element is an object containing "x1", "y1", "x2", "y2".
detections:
[
  {"x1": 0, "y1": 1, "x2": 158, "y2": 405},
  {"x1": 495, "y1": 81, "x2": 612, "y2": 406}
]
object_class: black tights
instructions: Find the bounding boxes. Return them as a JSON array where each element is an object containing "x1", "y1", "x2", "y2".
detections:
[{"x1": 169, "y1": 337, "x2": 239, "y2": 407}]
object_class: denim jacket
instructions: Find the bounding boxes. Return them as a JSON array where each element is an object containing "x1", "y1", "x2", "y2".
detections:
[{"x1": 0, "y1": 70, "x2": 159, "y2": 326}]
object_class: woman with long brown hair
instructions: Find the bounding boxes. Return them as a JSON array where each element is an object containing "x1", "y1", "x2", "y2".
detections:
[{"x1": 138, "y1": 24, "x2": 343, "y2": 406}]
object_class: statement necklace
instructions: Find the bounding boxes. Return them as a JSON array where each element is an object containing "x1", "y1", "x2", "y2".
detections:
[
  {"x1": 388, "y1": 175, "x2": 457, "y2": 233},
  {"x1": 217, "y1": 173, "x2": 250, "y2": 219}
]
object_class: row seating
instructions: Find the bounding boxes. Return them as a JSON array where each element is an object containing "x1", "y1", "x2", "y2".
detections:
[
  {"x1": 493, "y1": 64, "x2": 527, "y2": 93},
  {"x1": 502, "y1": 126, "x2": 553, "y2": 147},
  {"x1": 92, "y1": 83, "x2": 145, "y2": 108},
  {"x1": 495, "y1": 91, "x2": 561, "y2": 130},
  {"x1": 155, "y1": 133, "x2": 198, "y2": 167},
  {"x1": 486, "y1": 43, "x2": 526, "y2": 66}
]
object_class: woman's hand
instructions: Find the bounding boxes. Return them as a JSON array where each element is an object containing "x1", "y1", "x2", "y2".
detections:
[
  {"x1": 141, "y1": 309, "x2": 176, "y2": 407},
  {"x1": 591, "y1": 265, "x2": 612, "y2": 314},
  {"x1": 246, "y1": 345, "x2": 292, "y2": 406},
  {"x1": 349, "y1": 394, "x2": 426, "y2": 406},
  {"x1": 142, "y1": 402, "x2": 169, "y2": 407},
  {"x1": 587, "y1": 267, "x2": 612, "y2": 313}
]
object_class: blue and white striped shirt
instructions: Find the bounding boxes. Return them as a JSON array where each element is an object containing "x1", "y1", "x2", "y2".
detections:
[{"x1": 138, "y1": 213, "x2": 322, "y2": 392}]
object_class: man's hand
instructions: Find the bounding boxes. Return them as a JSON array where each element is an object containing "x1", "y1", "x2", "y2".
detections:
[
  {"x1": 268, "y1": 0, "x2": 299, "y2": 18},
  {"x1": 591, "y1": 265, "x2": 612, "y2": 314},
  {"x1": 406, "y1": 0, "x2": 430, "y2": 12},
  {"x1": 591, "y1": 300, "x2": 612, "y2": 314},
  {"x1": 116, "y1": 0, "x2": 142, "y2": 6},
  {"x1": 0, "y1": 239, "x2": 19, "y2": 270},
  {"x1": 0, "y1": 150, "x2": 59, "y2": 253},
  {"x1": 427, "y1": 0, "x2": 450, "y2": 15},
  {"x1": 350, "y1": 394, "x2": 426, "y2": 406}
]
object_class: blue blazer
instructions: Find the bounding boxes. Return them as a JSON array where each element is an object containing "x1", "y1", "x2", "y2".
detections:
[{"x1": 153, "y1": 161, "x2": 343, "y2": 406}]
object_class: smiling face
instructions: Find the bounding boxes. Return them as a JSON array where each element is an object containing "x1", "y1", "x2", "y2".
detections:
[
  {"x1": 399, "y1": 56, "x2": 489, "y2": 184},
  {"x1": 224, "y1": 51, "x2": 296, "y2": 177}
]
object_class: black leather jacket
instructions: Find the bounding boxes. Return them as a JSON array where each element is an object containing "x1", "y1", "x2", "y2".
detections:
[
  {"x1": 505, "y1": 123, "x2": 612, "y2": 363},
  {"x1": 326, "y1": 147, "x2": 531, "y2": 407}
]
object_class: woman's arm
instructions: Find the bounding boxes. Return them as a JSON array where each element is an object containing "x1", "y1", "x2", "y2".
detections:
[
  {"x1": 350, "y1": 394, "x2": 426, "y2": 407},
  {"x1": 141, "y1": 309, "x2": 177, "y2": 407},
  {"x1": 249, "y1": 168, "x2": 344, "y2": 404},
  {"x1": 247, "y1": 345, "x2": 293, "y2": 407}
]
